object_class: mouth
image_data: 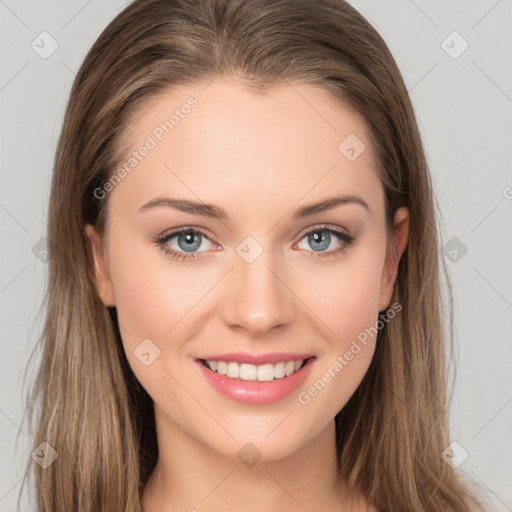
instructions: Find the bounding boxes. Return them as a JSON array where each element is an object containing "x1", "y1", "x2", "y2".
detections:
[
  {"x1": 196, "y1": 356, "x2": 317, "y2": 405},
  {"x1": 198, "y1": 357, "x2": 311, "y2": 382}
]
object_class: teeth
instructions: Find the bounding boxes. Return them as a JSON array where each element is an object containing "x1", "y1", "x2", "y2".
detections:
[
  {"x1": 217, "y1": 361, "x2": 227, "y2": 375},
  {"x1": 274, "y1": 362, "x2": 285, "y2": 379},
  {"x1": 258, "y1": 364, "x2": 276, "y2": 382},
  {"x1": 241, "y1": 363, "x2": 257, "y2": 380},
  {"x1": 204, "y1": 359, "x2": 306, "y2": 381},
  {"x1": 227, "y1": 362, "x2": 239, "y2": 379}
]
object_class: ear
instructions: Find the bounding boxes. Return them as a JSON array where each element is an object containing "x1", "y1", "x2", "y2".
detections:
[
  {"x1": 378, "y1": 206, "x2": 409, "y2": 312},
  {"x1": 85, "y1": 224, "x2": 116, "y2": 307}
]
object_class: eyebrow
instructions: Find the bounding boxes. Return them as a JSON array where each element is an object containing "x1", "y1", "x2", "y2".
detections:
[{"x1": 137, "y1": 194, "x2": 370, "y2": 220}]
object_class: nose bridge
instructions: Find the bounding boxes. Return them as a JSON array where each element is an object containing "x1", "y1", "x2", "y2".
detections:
[{"x1": 221, "y1": 239, "x2": 294, "y2": 335}]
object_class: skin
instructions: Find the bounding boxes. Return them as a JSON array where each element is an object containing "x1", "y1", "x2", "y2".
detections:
[{"x1": 86, "y1": 76, "x2": 409, "y2": 512}]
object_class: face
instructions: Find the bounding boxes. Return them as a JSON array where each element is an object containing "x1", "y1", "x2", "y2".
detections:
[{"x1": 86, "y1": 76, "x2": 408, "y2": 462}]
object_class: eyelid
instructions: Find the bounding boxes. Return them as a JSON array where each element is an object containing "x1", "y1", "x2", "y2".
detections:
[
  {"x1": 295, "y1": 222, "x2": 351, "y2": 240},
  {"x1": 155, "y1": 223, "x2": 352, "y2": 245},
  {"x1": 155, "y1": 225, "x2": 218, "y2": 245},
  {"x1": 154, "y1": 223, "x2": 355, "y2": 261}
]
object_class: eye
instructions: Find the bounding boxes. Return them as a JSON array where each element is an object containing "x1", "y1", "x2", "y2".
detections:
[
  {"x1": 155, "y1": 227, "x2": 217, "y2": 261},
  {"x1": 154, "y1": 224, "x2": 356, "y2": 262},
  {"x1": 294, "y1": 224, "x2": 356, "y2": 258}
]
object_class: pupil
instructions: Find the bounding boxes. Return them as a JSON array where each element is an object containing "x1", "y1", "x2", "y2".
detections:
[
  {"x1": 178, "y1": 232, "x2": 201, "y2": 252},
  {"x1": 310, "y1": 231, "x2": 330, "y2": 251}
]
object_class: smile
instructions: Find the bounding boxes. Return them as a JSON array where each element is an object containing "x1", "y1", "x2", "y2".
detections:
[
  {"x1": 200, "y1": 359, "x2": 307, "y2": 382},
  {"x1": 196, "y1": 356, "x2": 316, "y2": 405}
]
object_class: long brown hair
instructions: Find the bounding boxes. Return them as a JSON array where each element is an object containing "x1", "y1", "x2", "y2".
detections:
[{"x1": 20, "y1": 0, "x2": 490, "y2": 510}]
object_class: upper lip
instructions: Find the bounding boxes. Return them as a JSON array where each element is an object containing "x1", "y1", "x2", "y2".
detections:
[{"x1": 197, "y1": 352, "x2": 315, "y2": 365}]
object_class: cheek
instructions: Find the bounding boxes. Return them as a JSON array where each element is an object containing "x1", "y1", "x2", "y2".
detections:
[
  {"x1": 293, "y1": 251, "x2": 384, "y2": 413},
  {"x1": 106, "y1": 237, "x2": 192, "y2": 346},
  {"x1": 296, "y1": 252, "x2": 384, "y2": 343},
  {"x1": 110, "y1": 265, "x2": 169, "y2": 337},
  {"x1": 106, "y1": 241, "x2": 200, "y2": 401}
]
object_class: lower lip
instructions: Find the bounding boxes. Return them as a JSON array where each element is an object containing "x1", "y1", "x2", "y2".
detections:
[{"x1": 196, "y1": 357, "x2": 316, "y2": 405}]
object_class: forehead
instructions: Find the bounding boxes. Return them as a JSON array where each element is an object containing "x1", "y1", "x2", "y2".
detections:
[{"x1": 109, "y1": 76, "x2": 384, "y2": 223}]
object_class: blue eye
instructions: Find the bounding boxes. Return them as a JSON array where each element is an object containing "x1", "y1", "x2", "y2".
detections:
[
  {"x1": 171, "y1": 231, "x2": 202, "y2": 252},
  {"x1": 155, "y1": 224, "x2": 356, "y2": 262},
  {"x1": 156, "y1": 227, "x2": 215, "y2": 261},
  {"x1": 295, "y1": 225, "x2": 356, "y2": 257}
]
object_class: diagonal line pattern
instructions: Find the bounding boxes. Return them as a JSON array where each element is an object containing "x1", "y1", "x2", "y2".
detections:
[
  {"x1": 0, "y1": 476, "x2": 24, "y2": 502},
  {"x1": 284, "y1": 79, "x2": 336, "y2": 130},
  {"x1": 163, "y1": 267, "x2": 234, "y2": 337},
  {"x1": 200, "y1": 471, "x2": 233, "y2": 502},
  {"x1": 408, "y1": 62, "x2": 439, "y2": 93},
  {"x1": 470, "y1": 470, "x2": 512, "y2": 511},
  {"x1": 0, "y1": 409, "x2": 29, "y2": 439},
  {"x1": 471, "y1": 0, "x2": 503, "y2": 30},
  {"x1": 265, "y1": 470, "x2": 311, "y2": 511},
  {"x1": 163, "y1": 367, "x2": 234, "y2": 438},
  {"x1": 407, "y1": 0, "x2": 439, "y2": 28},
  {"x1": 469, "y1": 204, "x2": 499, "y2": 233},
  {"x1": 0, "y1": 204, "x2": 29, "y2": 233},
  {"x1": 0, "y1": 0, "x2": 29, "y2": 28},
  {"x1": 266, "y1": 164, "x2": 336, "y2": 234},
  {"x1": 200, "y1": 65, "x2": 229, "y2": 94},
  {"x1": 63, "y1": 389, "x2": 113, "y2": 441},
  {"x1": 61, "y1": 60, "x2": 77, "y2": 76},
  {"x1": 265, "y1": 266, "x2": 336, "y2": 334},
  {"x1": 164, "y1": 163, "x2": 234, "y2": 234},
  {"x1": 472, "y1": 61, "x2": 512, "y2": 104},
  {"x1": 61, "y1": 0, "x2": 93, "y2": 29},
  {"x1": 0, "y1": 61, "x2": 29, "y2": 91},
  {"x1": 471, "y1": 266, "x2": 512, "y2": 309},
  {"x1": 386, "y1": 386, "x2": 443, "y2": 449},
  {"x1": 0, "y1": 266, "x2": 28, "y2": 295},
  {"x1": 265, "y1": 410, "x2": 294, "y2": 438},
  {"x1": 471, "y1": 396, "x2": 512, "y2": 439}
]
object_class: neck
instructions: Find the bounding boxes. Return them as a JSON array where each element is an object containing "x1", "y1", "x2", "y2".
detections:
[{"x1": 141, "y1": 408, "x2": 368, "y2": 512}]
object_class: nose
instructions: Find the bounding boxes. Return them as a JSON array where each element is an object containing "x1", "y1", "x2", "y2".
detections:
[{"x1": 221, "y1": 250, "x2": 294, "y2": 337}]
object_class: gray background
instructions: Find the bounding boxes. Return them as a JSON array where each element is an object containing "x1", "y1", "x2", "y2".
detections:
[{"x1": 1, "y1": 0, "x2": 511, "y2": 510}]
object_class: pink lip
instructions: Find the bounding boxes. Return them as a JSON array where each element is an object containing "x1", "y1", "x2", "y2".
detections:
[
  {"x1": 198, "y1": 352, "x2": 314, "y2": 365},
  {"x1": 196, "y1": 356, "x2": 316, "y2": 405}
]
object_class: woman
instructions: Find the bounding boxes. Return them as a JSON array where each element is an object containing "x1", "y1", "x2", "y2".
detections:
[{"x1": 21, "y1": 0, "x2": 490, "y2": 510}]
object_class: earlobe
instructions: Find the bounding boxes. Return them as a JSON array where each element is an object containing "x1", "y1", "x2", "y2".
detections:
[
  {"x1": 378, "y1": 207, "x2": 409, "y2": 312},
  {"x1": 85, "y1": 224, "x2": 116, "y2": 307}
]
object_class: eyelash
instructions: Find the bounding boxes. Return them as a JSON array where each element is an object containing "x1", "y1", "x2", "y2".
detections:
[{"x1": 154, "y1": 224, "x2": 356, "y2": 262}]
